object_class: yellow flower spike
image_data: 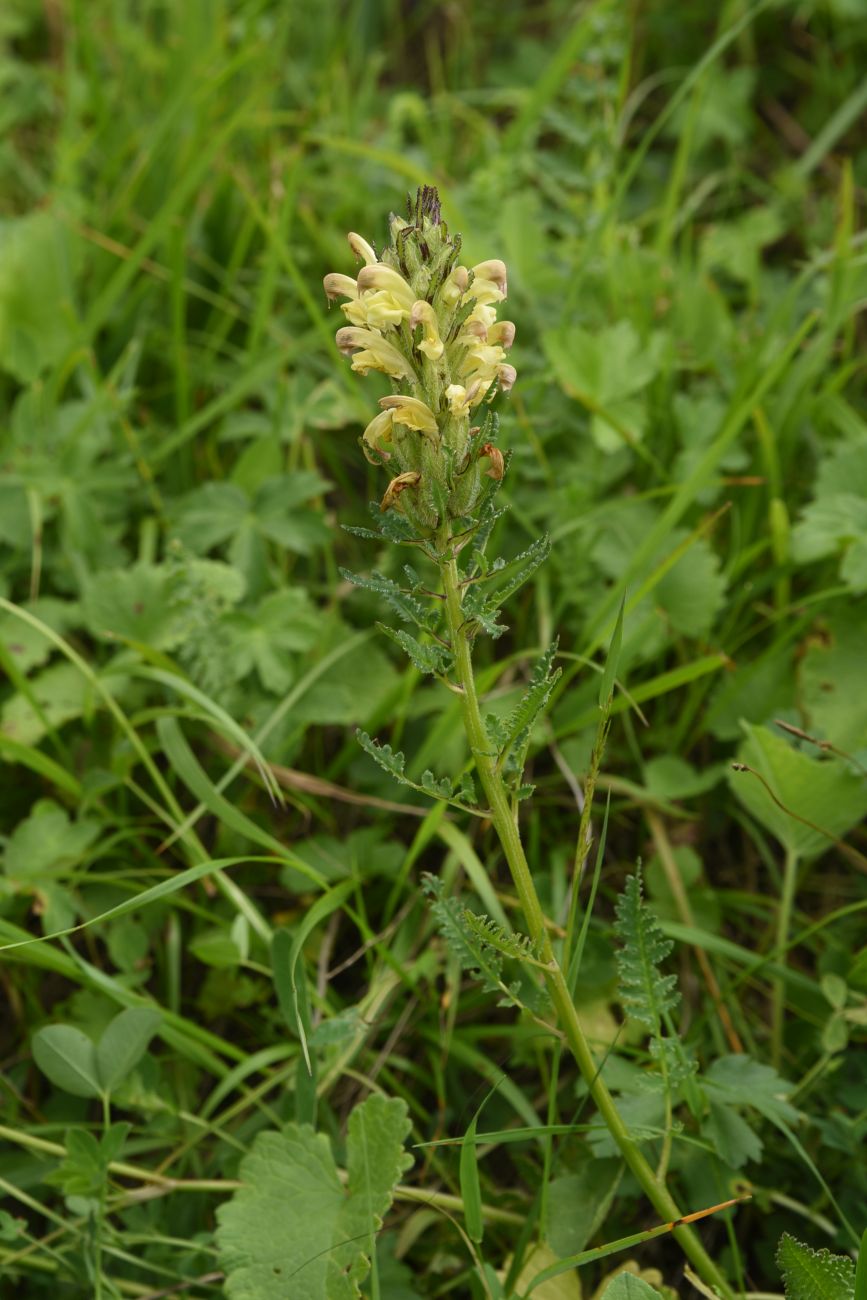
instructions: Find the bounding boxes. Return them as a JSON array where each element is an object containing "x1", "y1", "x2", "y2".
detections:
[
  {"x1": 322, "y1": 272, "x2": 358, "y2": 301},
  {"x1": 334, "y1": 327, "x2": 414, "y2": 380},
  {"x1": 488, "y1": 321, "x2": 516, "y2": 349},
  {"x1": 409, "y1": 301, "x2": 444, "y2": 360},
  {"x1": 361, "y1": 409, "x2": 395, "y2": 462},
  {"x1": 356, "y1": 264, "x2": 416, "y2": 310},
  {"x1": 347, "y1": 232, "x2": 378, "y2": 265},
  {"x1": 379, "y1": 394, "x2": 439, "y2": 434},
  {"x1": 380, "y1": 470, "x2": 421, "y2": 512}
]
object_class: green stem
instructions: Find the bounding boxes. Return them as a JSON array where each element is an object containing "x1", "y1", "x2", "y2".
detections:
[
  {"x1": 772, "y1": 847, "x2": 799, "y2": 1070},
  {"x1": 439, "y1": 544, "x2": 735, "y2": 1300}
]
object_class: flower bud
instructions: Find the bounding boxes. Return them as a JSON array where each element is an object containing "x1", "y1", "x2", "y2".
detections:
[
  {"x1": 347, "y1": 232, "x2": 378, "y2": 265},
  {"x1": 323, "y1": 273, "x2": 358, "y2": 301},
  {"x1": 497, "y1": 364, "x2": 517, "y2": 393}
]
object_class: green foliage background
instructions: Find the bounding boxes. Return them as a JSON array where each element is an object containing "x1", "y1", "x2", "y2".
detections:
[{"x1": 1, "y1": 0, "x2": 866, "y2": 1295}]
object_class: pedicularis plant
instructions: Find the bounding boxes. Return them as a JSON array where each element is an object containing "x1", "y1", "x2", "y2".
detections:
[{"x1": 326, "y1": 187, "x2": 736, "y2": 1299}]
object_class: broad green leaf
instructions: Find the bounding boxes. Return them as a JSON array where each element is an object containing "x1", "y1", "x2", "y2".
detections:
[
  {"x1": 3, "y1": 799, "x2": 101, "y2": 882},
  {"x1": 600, "y1": 1275, "x2": 664, "y2": 1299},
  {"x1": 777, "y1": 1233, "x2": 854, "y2": 1299},
  {"x1": 81, "y1": 565, "x2": 181, "y2": 648},
  {"x1": 96, "y1": 1007, "x2": 162, "y2": 1093},
  {"x1": 32, "y1": 1025, "x2": 102, "y2": 1099},
  {"x1": 730, "y1": 723, "x2": 867, "y2": 858},
  {"x1": 703, "y1": 1099, "x2": 762, "y2": 1169},
  {"x1": 223, "y1": 588, "x2": 323, "y2": 693},
  {"x1": 0, "y1": 212, "x2": 80, "y2": 382},
  {"x1": 0, "y1": 599, "x2": 78, "y2": 674},
  {"x1": 546, "y1": 1160, "x2": 622, "y2": 1258},
  {"x1": 216, "y1": 1094, "x2": 412, "y2": 1299},
  {"x1": 704, "y1": 1055, "x2": 798, "y2": 1126},
  {"x1": 507, "y1": 1243, "x2": 581, "y2": 1299},
  {"x1": 1, "y1": 660, "x2": 127, "y2": 747},
  {"x1": 800, "y1": 607, "x2": 867, "y2": 753}
]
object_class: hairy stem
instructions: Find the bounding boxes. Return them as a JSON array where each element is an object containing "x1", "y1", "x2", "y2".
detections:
[{"x1": 438, "y1": 541, "x2": 736, "y2": 1300}]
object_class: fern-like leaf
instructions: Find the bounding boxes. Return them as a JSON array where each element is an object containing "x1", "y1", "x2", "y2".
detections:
[
  {"x1": 356, "y1": 730, "x2": 408, "y2": 783},
  {"x1": 422, "y1": 875, "x2": 507, "y2": 997},
  {"x1": 495, "y1": 640, "x2": 561, "y2": 771},
  {"x1": 614, "y1": 867, "x2": 679, "y2": 1035},
  {"x1": 377, "y1": 624, "x2": 453, "y2": 675},
  {"x1": 340, "y1": 568, "x2": 435, "y2": 631},
  {"x1": 461, "y1": 912, "x2": 545, "y2": 967}
]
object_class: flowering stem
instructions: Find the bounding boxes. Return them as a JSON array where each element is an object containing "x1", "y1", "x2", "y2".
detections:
[{"x1": 438, "y1": 533, "x2": 736, "y2": 1300}]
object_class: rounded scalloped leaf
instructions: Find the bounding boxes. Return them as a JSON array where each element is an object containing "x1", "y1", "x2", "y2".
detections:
[{"x1": 216, "y1": 1094, "x2": 412, "y2": 1299}]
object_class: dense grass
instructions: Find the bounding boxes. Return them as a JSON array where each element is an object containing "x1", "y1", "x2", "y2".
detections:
[{"x1": 1, "y1": 1, "x2": 866, "y2": 1296}]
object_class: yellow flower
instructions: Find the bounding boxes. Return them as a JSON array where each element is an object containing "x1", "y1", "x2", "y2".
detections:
[
  {"x1": 488, "y1": 320, "x2": 515, "y2": 349},
  {"x1": 342, "y1": 290, "x2": 408, "y2": 330},
  {"x1": 356, "y1": 264, "x2": 415, "y2": 311},
  {"x1": 409, "y1": 301, "x2": 444, "y2": 360},
  {"x1": 441, "y1": 265, "x2": 469, "y2": 307},
  {"x1": 361, "y1": 409, "x2": 395, "y2": 462},
  {"x1": 464, "y1": 303, "x2": 498, "y2": 331},
  {"x1": 379, "y1": 394, "x2": 439, "y2": 434},
  {"x1": 471, "y1": 259, "x2": 507, "y2": 296},
  {"x1": 460, "y1": 342, "x2": 507, "y2": 383},
  {"x1": 445, "y1": 381, "x2": 483, "y2": 412},
  {"x1": 334, "y1": 327, "x2": 414, "y2": 380}
]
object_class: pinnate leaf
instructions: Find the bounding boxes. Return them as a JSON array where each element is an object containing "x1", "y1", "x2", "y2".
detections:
[
  {"x1": 614, "y1": 870, "x2": 679, "y2": 1034},
  {"x1": 216, "y1": 1093, "x2": 412, "y2": 1299}
]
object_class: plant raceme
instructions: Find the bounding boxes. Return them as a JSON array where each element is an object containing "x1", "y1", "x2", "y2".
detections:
[{"x1": 324, "y1": 184, "x2": 514, "y2": 530}]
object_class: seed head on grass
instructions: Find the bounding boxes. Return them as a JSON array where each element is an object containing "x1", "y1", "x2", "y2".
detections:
[{"x1": 324, "y1": 186, "x2": 515, "y2": 528}]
